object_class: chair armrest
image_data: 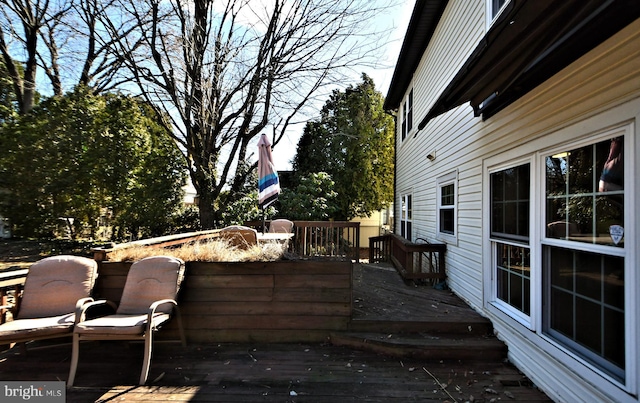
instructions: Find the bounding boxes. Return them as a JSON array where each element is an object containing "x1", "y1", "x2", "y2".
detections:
[
  {"x1": 146, "y1": 299, "x2": 178, "y2": 330},
  {"x1": 75, "y1": 299, "x2": 117, "y2": 324}
]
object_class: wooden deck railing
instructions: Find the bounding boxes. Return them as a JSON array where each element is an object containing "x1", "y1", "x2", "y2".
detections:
[
  {"x1": 245, "y1": 220, "x2": 360, "y2": 261},
  {"x1": 369, "y1": 233, "x2": 446, "y2": 283},
  {"x1": 91, "y1": 222, "x2": 360, "y2": 262},
  {"x1": 0, "y1": 268, "x2": 28, "y2": 323}
]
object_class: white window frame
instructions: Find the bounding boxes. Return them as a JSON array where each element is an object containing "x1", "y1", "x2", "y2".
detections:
[
  {"x1": 436, "y1": 171, "x2": 457, "y2": 244},
  {"x1": 407, "y1": 88, "x2": 413, "y2": 134},
  {"x1": 486, "y1": 157, "x2": 535, "y2": 329},
  {"x1": 400, "y1": 88, "x2": 414, "y2": 142},
  {"x1": 482, "y1": 120, "x2": 636, "y2": 394},
  {"x1": 401, "y1": 100, "x2": 407, "y2": 141},
  {"x1": 486, "y1": 0, "x2": 509, "y2": 28},
  {"x1": 399, "y1": 191, "x2": 413, "y2": 241},
  {"x1": 540, "y1": 128, "x2": 631, "y2": 386}
]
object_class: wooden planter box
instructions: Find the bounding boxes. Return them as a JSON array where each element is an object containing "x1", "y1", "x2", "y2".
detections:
[{"x1": 95, "y1": 259, "x2": 353, "y2": 343}]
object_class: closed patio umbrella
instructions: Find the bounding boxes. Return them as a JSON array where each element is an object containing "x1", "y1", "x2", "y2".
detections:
[{"x1": 258, "y1": 134, "x2": 280, "y2": 231}]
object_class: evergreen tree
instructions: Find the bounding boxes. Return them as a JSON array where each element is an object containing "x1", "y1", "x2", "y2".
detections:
[
  {"x1": 292, "y1": 74, "x2": 394, "y2": 220},
  {"x1": 0, "y1": 87, "x2": 186, "y2": 239}
]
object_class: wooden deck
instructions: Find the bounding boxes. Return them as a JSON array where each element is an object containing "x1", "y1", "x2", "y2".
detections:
[{"x1": 0, "y1": 263, "x2": 553, "y2": 402}]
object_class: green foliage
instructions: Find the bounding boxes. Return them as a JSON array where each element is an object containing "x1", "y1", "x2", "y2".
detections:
[
  {"x1": 0, "y1": 61, "x2": 18, "y2": 124},
  {"x1": 221, "y1": 191, "x2": 276, "y2": 226},
  {"x1": 278, "y1": 172, "x2": 339, "y2": 221},
  {"x1": 219, "y1": 166, "x2": 276, "y2": 226},
  {"x1": 292, "y1": 73, "x2": 394, "y2": 220},
  {"x1": 0, "y1": 87, "x2": 187, "y2": 240},
  {"x1": 170, "y1": 205, "x2": 202, "y2": 233}
]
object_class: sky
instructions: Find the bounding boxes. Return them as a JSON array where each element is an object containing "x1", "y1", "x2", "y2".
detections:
[{"x1": 271, "y1": 0, "x2": 415, "y2": 171}]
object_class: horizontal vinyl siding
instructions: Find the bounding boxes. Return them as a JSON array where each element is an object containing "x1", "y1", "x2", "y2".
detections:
[
  {"x1": 483, "y1": 21, "x2": 640, "y2": 403},
  {"x1": 396, "y1": 0, "x2": 487, "y2": 310},
  {"x1": 396, "y1": 4, "x2": 640, "y2": 402}
]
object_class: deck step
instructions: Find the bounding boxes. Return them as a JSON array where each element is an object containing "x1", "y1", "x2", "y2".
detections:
[
  {"x1": 330, "y1": 331, "x2": 508, "y2": 362},
  {"x1": 348, "y1": 318, "x2": 495, "y2": 335}
]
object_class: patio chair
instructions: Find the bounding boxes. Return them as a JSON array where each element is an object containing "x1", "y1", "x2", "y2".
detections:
[
  {"x1": 269, "y1": 219, "x2": 294, "y2": 233},
  {"x1": 67, "y1": 255, "x2": 186, "y2": 386},
  {"x1": 219, "y1": 225, "x2": 258, "y2": 249},
  {"x1": 0, "y1": 255, "x2": 98, "y2": 349}
]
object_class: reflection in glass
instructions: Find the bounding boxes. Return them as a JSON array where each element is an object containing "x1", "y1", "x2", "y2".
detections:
[
  {"x1": 544, "y1": 246, "x2": 625, "y2": 378},
  {"x1": 545, "y1": 137, "x2": 624, "y2": 246},
  {"x1": 598, "y1": 137, "x2": 623, "y2": 192},
  {"x1": 491, "y1": 164, "x2": 530, "y2": 241},
  {"x1": 440, "y1": 184, "x2": 454, "y2": 234},
  {"x1": 440, "y1": 209, "x2": 454, "y2": 234},
  {"x1": 496, "y1": 243, "x2": 530, "y2": 315}
]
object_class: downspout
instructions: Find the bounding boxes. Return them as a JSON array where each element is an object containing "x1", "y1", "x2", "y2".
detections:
[{"x1": 385, "y1": 108, "x2": 398, "y2": 234}]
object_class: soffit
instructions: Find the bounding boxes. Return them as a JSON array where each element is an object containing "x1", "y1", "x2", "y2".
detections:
[{"x1": 418, "y1": 0, "x2": 640, "y2": 129}]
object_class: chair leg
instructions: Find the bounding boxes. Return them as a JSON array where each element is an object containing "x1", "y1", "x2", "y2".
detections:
[
  {"x1": 140, "y1": 330, "x2": 153, "y2": 385},
  {"x1": 67, "y1": 333, "x2": 80, "y2": 387}
]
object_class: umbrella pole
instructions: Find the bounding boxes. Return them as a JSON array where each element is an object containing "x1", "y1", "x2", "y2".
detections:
[{"x1": 262, "y1": 207, "x2": 266, "y2": 234}]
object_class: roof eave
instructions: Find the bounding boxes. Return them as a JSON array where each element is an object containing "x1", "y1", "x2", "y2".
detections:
[{"x1": 383, "y1": 0, "x2": 449, "y2": 110}]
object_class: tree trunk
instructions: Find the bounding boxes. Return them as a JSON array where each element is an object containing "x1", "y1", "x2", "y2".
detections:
[{"x1": 197, "y1": 192, "x2": 216, "y2": 229}]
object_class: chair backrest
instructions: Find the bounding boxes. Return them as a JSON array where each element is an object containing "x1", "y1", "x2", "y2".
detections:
[
  {"x1": 116, "y1": 256, "x2": 185, "y2": 315},
  {"x1": 18, "y1": 255, "x2": 98, "y2": 319},
  {"x1": 219, "y1": 225, "x2": 258, "y2": 249},
  {"x1": 269, "y1": 219, "x2": 294, "y2": 233}
]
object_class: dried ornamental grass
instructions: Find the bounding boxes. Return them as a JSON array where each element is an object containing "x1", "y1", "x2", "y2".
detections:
[{"x1": 106, "y1": 238, "x2": 287, "y2": 262}]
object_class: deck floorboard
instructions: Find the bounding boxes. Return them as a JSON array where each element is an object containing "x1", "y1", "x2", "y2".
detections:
[{"x1": 0, "y1": 263, "x2": 553, "y2": 402}]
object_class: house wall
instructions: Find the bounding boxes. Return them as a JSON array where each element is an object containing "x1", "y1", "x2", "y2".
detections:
[
  {"x1": 351, "y1": 210, "x2": 388, "y2": 248},
  {"x1": 395, "y1": 1, "x2": 640, "y2": 402},
  {"x1": 479, "y1": 22, "x2": 640, "y2": 403},
  {"x1": 396, "y1": 0, "x2": 487, "y2": 309}
]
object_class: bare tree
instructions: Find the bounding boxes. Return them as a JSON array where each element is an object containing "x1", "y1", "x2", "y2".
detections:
[
  {"x1": 0, "y1": 0, "x2": 72, "y2": 113},
  {"x1": 0, "y1": 0, "x2": 140, "y2": 112},
  {"x1": 67, "y1": 0, "x2": 145, "y2": 93},
  {"x1": 108, "y1": 0, "x2": 390, "y2": 228}
]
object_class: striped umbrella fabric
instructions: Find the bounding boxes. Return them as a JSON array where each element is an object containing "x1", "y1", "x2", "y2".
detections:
[{"x1": 258, "y1": 134, "x2": 280, "y2": 209}]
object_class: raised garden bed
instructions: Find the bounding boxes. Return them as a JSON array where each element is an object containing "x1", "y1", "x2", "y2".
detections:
[{"x1": 94, "y1": 259, "x2": 353, "y2": 343}]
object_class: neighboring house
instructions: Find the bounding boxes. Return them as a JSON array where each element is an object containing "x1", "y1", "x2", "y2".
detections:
[
  {"x1": 182, "y1": 180, "x2": 198, "y2": 206},
  {"x1": 0, "y1": 215, "x2": 10, "y2": 239},
  {"x1": 351, "y1": 206, "x2": 394, "y2": 250},
  {"x1": 385, "y1": 1, "x2": 639, "y2": 402}
]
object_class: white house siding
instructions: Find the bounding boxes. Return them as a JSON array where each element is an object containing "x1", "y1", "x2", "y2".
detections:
[
  {"x1": 395, "y1": 1, "x2": 640, "y2": 402},
  {"x1": 396, "y1": 0, "x2": 488, "y2": 310},
  {"x1": 478, "y1": 21, "x2": 640, "y2": 403}
]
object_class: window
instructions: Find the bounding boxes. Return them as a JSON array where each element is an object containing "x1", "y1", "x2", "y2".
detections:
[
  {"x1": 401, "y1": 101, "x2": 407, "y2": 141},
  {"x1": 543, "y1": 136, "x2": 625, "y2": 381},
  {"x1": 545, "y1": 138, "x2": 624, "y2": 247},
  {"x1": 487, "y1": 0, "x2": 509, "y2": 26},
  {"x1": 400, "y1": 193, "x2": 412, "y2": 240},
  {"x1": 436, "y1": 172, "x2": 457, "y2": 242},
  {"x1": 401, "y1": 89, "x2": 413, "y2": 141},
  {"x1": 408, "y1": 89, "x2": 413, "y2": 133},
  {"x1": 440, "y1": 185, "x2": 455, "y2": 233},
  {"x1": 490, "y1": 163, "x2": 531, "y2": 316},
  {"x1": 484, "y1": 118, "x2": 633, "y2": 388}
]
